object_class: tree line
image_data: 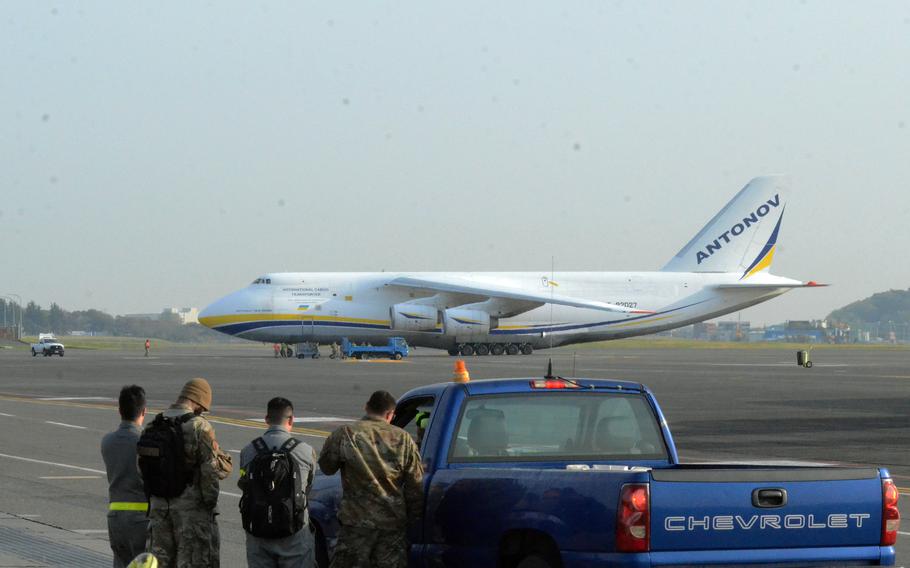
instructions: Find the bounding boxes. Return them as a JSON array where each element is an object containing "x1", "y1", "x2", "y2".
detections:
[
  {"x1": 827, "y1": 288, "x2": 910, "y2": 328},
  {"x1": 0, "y1": 299, "x2": 232, "y2": 343}
]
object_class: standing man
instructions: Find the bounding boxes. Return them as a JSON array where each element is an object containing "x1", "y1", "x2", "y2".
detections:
[
  {"x1": 144, "y1": 378, "x2": 233, "y2": 567},
  {"x1": 239, "y1": 397, "x2": 317, "y2": 567},
  {"x1": 144, "y1": 339, "x2": 151, "y2": 357},
  {"x1": 318, "y1": 391, "x2": 424, "y2": 568},
  {"x1": 101, "y1": 385, "x2": 150, "y2": 568}
]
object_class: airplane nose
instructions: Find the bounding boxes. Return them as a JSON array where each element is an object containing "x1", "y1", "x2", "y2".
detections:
[{"x1": 198, "y1": 294, "x2": 235, "y2": 329}]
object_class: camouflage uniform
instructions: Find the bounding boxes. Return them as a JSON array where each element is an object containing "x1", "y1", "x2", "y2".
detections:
[
  {"x1": 149, "y1": 404, "x2": 233, "y2": 568},
  {"x1": 318, "y1": 415, "x2": 424, "y2": 568}
]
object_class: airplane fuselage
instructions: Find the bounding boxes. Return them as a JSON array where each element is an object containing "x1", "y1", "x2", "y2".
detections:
[{"x1": 198, "y1": 270, "x2": 795, "y2": 349}]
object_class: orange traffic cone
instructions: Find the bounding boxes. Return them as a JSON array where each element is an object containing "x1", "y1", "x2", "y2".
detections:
[{"x1": 453, "y1": 359, "x2": 471, "y2": 383}]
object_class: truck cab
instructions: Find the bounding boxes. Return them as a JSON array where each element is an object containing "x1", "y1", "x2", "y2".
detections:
[{"x1": 31, "y1": 334, "x2": 64, "y2": 357}]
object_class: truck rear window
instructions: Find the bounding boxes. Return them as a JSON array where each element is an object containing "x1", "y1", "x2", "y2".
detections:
[{"x1": 449, "y1": 393, "x2": 667, "y2": 462}]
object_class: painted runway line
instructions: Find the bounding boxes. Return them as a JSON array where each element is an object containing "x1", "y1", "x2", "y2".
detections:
[
  {"x1": 0, "y1": 451, "x2": 241, "y2": 499},
  {"x1": 0, "y1": 452, "x2": 105, "y2": 474},
  {"x1": 244, "y1": 417, "x2": 354, "y2": 423},
  {"x1": 45, "y1": 421, "x2": 88, "y2": 430},
  {"x1": 39, "y1": 396, "x2": 114, "y2": 401},
  {"x1": 39, "y1": 475, "x2": 102, "y2": 480}
]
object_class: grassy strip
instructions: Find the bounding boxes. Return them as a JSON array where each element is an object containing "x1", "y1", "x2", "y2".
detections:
[
  {"x1": 17, "y1": 336, "x2": 254, "y2": 351},
  {"x1": 558, "y1": 337, "x2": 910, "y2": 351}
]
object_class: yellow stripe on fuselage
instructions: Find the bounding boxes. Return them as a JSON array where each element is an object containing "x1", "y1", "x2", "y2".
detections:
[
  {"x1": 612, "y1": 315, "x2": 674, "y2": 328},
  {"x1": 199, "y1": 313, "x2": 390, "y2": 328}
]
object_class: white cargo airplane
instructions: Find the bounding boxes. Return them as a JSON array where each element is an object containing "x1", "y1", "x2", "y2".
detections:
[{"x1": 199, "y1": 176, "x2": 823, "y2": 355}]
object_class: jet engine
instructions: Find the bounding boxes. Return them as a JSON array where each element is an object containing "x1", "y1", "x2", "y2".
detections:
[
  {"x1": 443, "y1": 308, "x2": 495, "y2": 336},
  {"x1": 390, "y1": 304, "x2": 440, "y2": 332}
]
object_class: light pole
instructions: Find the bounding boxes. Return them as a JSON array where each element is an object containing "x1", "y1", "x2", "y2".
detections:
[
  {"x1": 0, "y1": 296, "x2": 9, "y2": 336},
  {"x1": 3, "y1": 294, "x2": 23, "y2": 340}
]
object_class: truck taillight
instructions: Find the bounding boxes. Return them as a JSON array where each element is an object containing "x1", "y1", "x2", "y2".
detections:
[
  {"x1": 881, "y1": 478, "x2": 900, "y2": 546},
  {"x1": 616, "y1": 483, "x2": 649, "y2": 552}
]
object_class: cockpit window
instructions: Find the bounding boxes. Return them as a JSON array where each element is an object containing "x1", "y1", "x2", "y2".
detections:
[{"x1": 251, "y1": 277, "x2": 271, "y2": 285}]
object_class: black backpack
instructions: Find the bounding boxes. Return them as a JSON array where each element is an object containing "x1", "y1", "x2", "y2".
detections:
[
  {"x1": 240, "y1": 437, "x2": 305, "y2": 538},
  {"x1": 137, "y1": 413, "x2": 194, "y2": 499}
]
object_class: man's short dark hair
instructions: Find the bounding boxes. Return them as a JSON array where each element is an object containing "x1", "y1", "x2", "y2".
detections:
[
  {"x1": 366, "y1": 390, "x2": 396, "y2": 415},
  {"x1": 119, "y1": 385, "x2": 146, "y2": 421},
  {"x1": 266, "y1": 397, "x2": 294, "y2": 425}
]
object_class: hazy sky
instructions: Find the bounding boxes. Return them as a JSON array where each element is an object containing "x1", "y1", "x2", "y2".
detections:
[{"x1": 2, "y1": 2, "x2": 908, "y2": 325}]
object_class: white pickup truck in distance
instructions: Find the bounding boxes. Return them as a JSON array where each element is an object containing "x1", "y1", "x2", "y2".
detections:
[{"x1": 31, "y1": 334, "x2": 64, "y2": 357}]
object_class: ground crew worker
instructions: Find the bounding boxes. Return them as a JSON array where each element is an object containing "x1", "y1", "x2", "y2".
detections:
[
  {"x1": 144, "y1": 339, "x2": 151, "y2": 357},
  {"x1": 318, "y1": 391, "x2": 424, "y2": 568},
  {"x1": 273, "y1": 343, "x2": 281, "y2": 358},
  {"x1": 101, "y1": 385, "x2": 149, "y2": 568},
  {"x1": 148, "y1": 378, "x2": 233, "y2": 567},
  {"x1": 239, "y1": 397, "x2": 317, "y2": 567}
]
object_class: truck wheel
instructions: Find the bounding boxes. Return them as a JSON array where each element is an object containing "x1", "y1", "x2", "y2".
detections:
[
  {"x1": 32, "y1": 349, "x2": 36, "y2": 357},
  {"x1": 59, "y1": 351, "x2": 64, "y2": 357},
  {"x1": 516, "y1": 555, "x2": 554, "y2": 568},
  {"x1": 460, "y1": 344, "x2": 475, "y2": 356},
  {"x1": 393, "y1": 353, "x2": 403, "y2": 360},
  {"x1": 520, "y1": 344, "x2": 534, "y2": 355},
  {"x1": 475, "y1": 343, "x2": 490, "y2": 356},
  {"x1": 506, "y1": 344, "x2": 520, "y2": 356},
  {"x1": 805, "y1": 360, "x2": 813, "y2": 368},
  {"x1": 490, "y1": 344, "x2": 505, "y2": 356}
]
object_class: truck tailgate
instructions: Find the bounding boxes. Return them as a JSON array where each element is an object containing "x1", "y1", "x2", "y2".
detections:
[{"x1": 649, "y1": 466, "x2": 883, "y2": 552}]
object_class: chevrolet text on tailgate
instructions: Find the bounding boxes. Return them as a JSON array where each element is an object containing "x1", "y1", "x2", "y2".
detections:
[{"x1": 309, "y1": 366, "x2": 900, "y2": 567}]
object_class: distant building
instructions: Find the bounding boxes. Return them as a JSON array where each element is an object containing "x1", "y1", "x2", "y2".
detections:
[
  {"x1": 692, "y1": 322, "x2": 717, "y2": 340},
  {"x1": 716, "y1": 321, "x2": 751, "y2": 342},
  {"x1": 165, "y1": 307, "x2": 199, "y2": 325},
  {"x1": 123, "y1": 307, "x2": 199, "y2": 325}
]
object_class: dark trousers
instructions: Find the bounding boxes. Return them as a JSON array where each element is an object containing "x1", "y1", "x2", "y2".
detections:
[{"x1": 107, "y1": 511, "x2": 149, "y2": 568}]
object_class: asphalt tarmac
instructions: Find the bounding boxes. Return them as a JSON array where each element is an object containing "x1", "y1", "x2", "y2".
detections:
[{"x1": 0, "y1": 344, "x2": 907, "y2": 566}]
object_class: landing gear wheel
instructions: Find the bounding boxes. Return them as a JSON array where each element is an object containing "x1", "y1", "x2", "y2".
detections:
[
  {"x1": 520, "y1": 344, "x2": 534, "y2": 355},
  {"x1": 447, "y1": 348, "x2": 460, "y2": 356},
  {"x1": 475, "y1": 344, "x2": 490, "y2": 356},
  {"x1": 286, "y1": 348, "x2": 294, "y2": 358},
  {"x1": 393, "y1": 352, "x2": 403, "y2": 360},
  {"x1": 460, "y1": 344, "x2": 475, "y2": 356},
  {"x1": 490, "y1": 343, "x2": 505, "y2": 356},
  {"x1": 506, "y1": 344, "x2": 520, "y2": 356},
  {"x1": 516, "y1": 554, "x2": 554, "y2": 568}
]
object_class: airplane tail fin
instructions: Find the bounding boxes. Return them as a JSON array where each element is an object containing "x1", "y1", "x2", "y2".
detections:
[{"x1": 661, "y1": 176, "x2": 788, "y2": 278}]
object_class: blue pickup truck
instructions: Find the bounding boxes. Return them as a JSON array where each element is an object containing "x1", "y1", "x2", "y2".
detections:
[{"x1": 309, "y1": 372, "x2": 900, "y2": 567}]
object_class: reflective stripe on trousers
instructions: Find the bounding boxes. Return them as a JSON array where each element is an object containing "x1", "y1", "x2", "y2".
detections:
[{"x1": 110, "y1": 502, "x2": 149, "y2": 512}]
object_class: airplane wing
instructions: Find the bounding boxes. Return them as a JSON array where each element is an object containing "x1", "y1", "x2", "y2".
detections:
[
  {"x1": 712, "y1": 281, "x2": 827, "y2": 290},
  {"x1": 386, "y1": 276, "x2": 652, "y2": 314}
]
